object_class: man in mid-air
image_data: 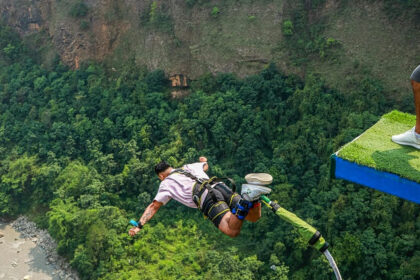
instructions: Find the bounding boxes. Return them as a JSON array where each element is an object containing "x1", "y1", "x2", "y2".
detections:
[
  {"x1": 129, "y1": 157, "x2": 272, "y2": 237},
  {"x1": 392, "y1": 65, "x2": 420, "y2": 149}
]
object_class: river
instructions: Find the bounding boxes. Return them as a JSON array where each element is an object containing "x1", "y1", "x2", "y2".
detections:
[{"x1": 0, "y1": 217, "x2": 79, "y2": 280}]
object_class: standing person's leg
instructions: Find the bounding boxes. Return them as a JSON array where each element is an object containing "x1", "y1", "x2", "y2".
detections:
[
  {"x1": 392, "y1": 65, "x2": 420, "y2": 149},
  {"x1": 412, "y1": 79, "x2": 420, "y2": 133}
]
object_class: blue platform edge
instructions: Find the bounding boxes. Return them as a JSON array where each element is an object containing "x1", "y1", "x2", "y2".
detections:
[{"x1": 331, "y1": 155, "x2": 420, "y2": 204}]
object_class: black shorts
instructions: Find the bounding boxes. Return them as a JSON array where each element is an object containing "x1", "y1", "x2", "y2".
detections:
[{"x1": 200, "y1": 183, "x2": 240, "y2": 228}]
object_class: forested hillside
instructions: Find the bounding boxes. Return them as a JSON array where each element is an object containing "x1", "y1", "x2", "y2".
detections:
[
  {"x1": 0, "y1": 0, "x2": 419, "y2": 97},
  {"x1": 0, "y1": 20, "x2": 419, "y2": 279}
]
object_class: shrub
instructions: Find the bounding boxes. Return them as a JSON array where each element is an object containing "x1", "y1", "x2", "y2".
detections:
[
  {"x1": 326, "y1": 37, "x2": 340, "y2": 47},
  {"x1": 149, "y1": 1, "x2": 158, "y2": 23},
  {"x1": 211, "y1": 6, "x2": 220, "y2": 18},
  {"x1": 70, "y1": 1, "x2": 88, "y2": 18},
  {"x1": 282, "y1": 20, "x2": 293, "y2": 36},
  {"x1": 185, "y1": 0, "x2": 196, "y2": 7},
  {"x1": 80, "y1": 20, "x2": 89, "y2": 30},
  {"x1": 145, "y1": 69, "x2": 167, "y2": 92}
]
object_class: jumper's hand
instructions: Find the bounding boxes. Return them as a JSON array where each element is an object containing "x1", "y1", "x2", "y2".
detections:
[
  {"x1": 199, "y1": 156, "x2": 207, "y2": 162},
  {"x1": 129, "y1": 227, "x2": 141, "y2": 236},
  {"x1": 199, "y1": 156, "x2": 208, "y2": 171}
]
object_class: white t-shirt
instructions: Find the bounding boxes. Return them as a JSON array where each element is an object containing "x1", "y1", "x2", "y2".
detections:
[{"x1": 153, "y1": 162, "x2": 209, "y2": 208}]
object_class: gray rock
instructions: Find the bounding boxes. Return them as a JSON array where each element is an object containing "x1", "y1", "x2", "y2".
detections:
[{"x1": 9, "y1": 216, "x2": 80, "y2": 280}]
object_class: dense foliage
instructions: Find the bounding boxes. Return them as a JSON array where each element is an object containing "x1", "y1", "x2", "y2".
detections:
[
  {"x1": 0, "y1": 22, "x2": 419, "y2": 280},
  {"x1": 382, "y1": 0, "x2": 420, "y2": 19}
]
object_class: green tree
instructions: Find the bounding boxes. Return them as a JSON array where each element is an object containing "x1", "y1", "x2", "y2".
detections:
[{"x1": 70, "y1": 1, "x2": 89, "y2": 18}]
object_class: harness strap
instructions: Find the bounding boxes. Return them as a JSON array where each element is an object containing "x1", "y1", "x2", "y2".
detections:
[
  {"x1": 169, "y1": 168, "x2": 215, "y2": 209},
  {"x1": 211, "y1": 208, "x2": 229, "y2": 222},
  {"x1": 172, "y1": 168, "x2": 204, "y2": 182},
  {"x1": 229, "y1": 193, "x2": 240, "y2": 208},
  {"x1": 170, "y1": 168, "x2": 236, "y2": 209}
]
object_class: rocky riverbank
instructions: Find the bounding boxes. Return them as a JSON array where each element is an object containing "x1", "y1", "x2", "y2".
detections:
[{"x1": 0, "y1": 216, "x2": 79, "y2": 280}]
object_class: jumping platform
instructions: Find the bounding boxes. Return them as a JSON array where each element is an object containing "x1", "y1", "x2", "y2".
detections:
[{"x1": 331, "y1": 110, "x2": 420, "y2": 204}]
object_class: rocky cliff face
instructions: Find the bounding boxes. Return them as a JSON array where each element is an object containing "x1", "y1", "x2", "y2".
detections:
[
  {"x1": 0, "y1": 0, "x2": 418, "y2": 96},
  {"x1": 0, "y1": 0, "x2": 132, "y2": 68},
  {"x1": 0, "y1": 0, "x2": 287, "y2": 78}
]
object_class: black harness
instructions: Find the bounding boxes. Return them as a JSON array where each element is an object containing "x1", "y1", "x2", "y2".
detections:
[{"x1": 167, "y1": 168, "x2": 237, "y2": 210}]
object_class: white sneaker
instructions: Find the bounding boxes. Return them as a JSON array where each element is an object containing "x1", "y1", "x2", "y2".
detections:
[
  {"x1": 241, "y1": 184, "x2": 272, "y2": 201},
  {"x1": 391, "y1": 127, "x2": 420, "y2": 149},
  {"x1": 245, "y1": 173, "x2": 273, "y2": 185}
]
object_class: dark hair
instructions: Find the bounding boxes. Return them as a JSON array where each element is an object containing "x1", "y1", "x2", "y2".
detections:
[{"x1": 154, "y1": 161, "x2": 171, "y2": 175}]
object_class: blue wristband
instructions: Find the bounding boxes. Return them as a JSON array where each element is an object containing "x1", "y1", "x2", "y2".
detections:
[{"x1": 130, "y1": 219, "x2": 143, "y2": 229}]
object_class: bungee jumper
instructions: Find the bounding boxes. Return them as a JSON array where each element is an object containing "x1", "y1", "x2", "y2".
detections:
[
  {"x1": 129, "y1": 156, "x2": 272, "y2": 237},
  {"x1": 129, "y1": 157, "x2": 342, "y2": 279}
]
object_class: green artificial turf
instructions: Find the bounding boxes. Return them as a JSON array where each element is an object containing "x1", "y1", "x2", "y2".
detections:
[{"x1": 337, "y1": 110, "x2": 420, "y2": 183}]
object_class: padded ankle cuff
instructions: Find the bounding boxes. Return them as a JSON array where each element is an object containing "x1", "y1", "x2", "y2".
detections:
[
  {"x1": 231, "y1": 198, "x2": 253, "y2": 220},
  {"x1": 231, "y1": 207, "x2": 249, "y2": 220}
]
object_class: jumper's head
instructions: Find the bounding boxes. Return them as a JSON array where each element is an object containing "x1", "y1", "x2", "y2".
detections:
[{"x1": 154, "y1": 161, "x2": 172, "y2": 181}]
